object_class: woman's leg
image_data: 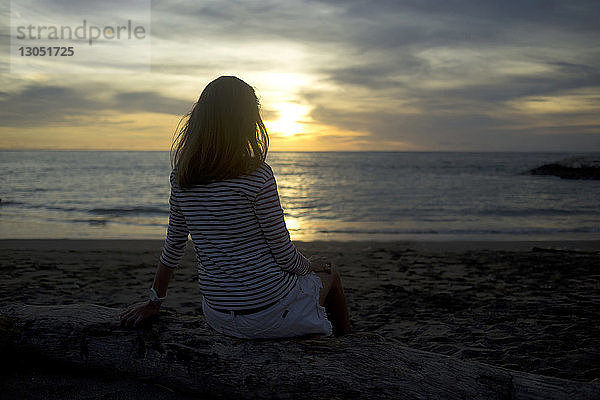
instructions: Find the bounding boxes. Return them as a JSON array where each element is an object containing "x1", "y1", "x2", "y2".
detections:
[{"x1": 315, "y1": 266, "x2": 351, "y2": 336}]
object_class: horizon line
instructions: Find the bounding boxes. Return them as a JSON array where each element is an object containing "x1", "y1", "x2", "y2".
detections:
[{"x1": 0, "y1": 149, "x2": 598, "y2": 154}]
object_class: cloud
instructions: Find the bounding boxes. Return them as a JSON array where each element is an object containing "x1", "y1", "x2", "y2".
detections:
[
  {"x1": 2, "y1": 0, "x2": 599, "y2": 150},
  {"x1": 279, "y1": 0, "x2": 600, "y2": 150},
  {"x1": 0, "y1": 84, "x2": 190, "y2": 127},
  {"x1": 113, "y1": 91, "x2": 190, "y2": 115}
]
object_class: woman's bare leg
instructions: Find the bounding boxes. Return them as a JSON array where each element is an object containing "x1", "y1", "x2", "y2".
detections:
[{"x1": 315, "y1": 267, "x2": 351, "y2": 336}]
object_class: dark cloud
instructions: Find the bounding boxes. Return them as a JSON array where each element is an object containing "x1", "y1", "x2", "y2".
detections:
[
  {"x1": 282, "y1": 0, "x2": 600, "y2": 150},
  {"x1": 0, "y1": 85, "x2": 189, "y2": 127},
  {"x1": 310, "y1": 100, "x2": 600, "y2": 151},
  {"x1": 306, "y1": 71, "x2": 600, "y2": 150},
  {"x1": 3, "y1": 0, "x2": 599, "y2": 150},
  {"x1": 0, "y1": 85, "x2": 100, "y2": 126},
  {"x1": 113, "y1": 91, "x2": 190, "y2": 115},
  {"x1": 324, "y1": 57, "x2": 422, "y2": 89},
  {"x1": 152, "y1": 0, "x2": 599, "y2": 51}
]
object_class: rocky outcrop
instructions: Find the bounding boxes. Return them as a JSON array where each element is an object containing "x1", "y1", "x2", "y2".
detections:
[{"x1": 528, "y1": 157, "x2": 600, "y2": 179}]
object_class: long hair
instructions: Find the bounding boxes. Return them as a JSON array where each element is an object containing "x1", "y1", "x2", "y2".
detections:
[{"x1": 171, "y1": 76, "x2": 269, "y2": 188}]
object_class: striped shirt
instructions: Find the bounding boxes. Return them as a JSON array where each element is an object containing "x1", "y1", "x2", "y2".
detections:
[{"x1": 159, "y1": 161, "x2": 310, "y2": 310}]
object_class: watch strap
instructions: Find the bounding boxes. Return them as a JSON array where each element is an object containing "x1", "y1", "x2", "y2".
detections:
[{"x1": 149, "y1": 287, "x2": 166, "y2": 302}]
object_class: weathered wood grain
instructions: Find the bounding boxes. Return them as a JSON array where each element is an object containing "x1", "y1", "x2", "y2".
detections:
[{"x1": 1, "y1": 304, "x2": 598, "y2": 400}]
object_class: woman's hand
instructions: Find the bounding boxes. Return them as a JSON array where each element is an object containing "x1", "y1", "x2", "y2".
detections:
[
  {"x1": 120, "y1": 301, "x2": 161, "y2": 328},
  {"x1": 308, "y1": 255, "x2": 332, "y2": 273}
]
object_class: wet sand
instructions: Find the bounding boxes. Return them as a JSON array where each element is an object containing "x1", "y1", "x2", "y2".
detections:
[{"x1": 1, "y1": 239, "x2": 599, "y2": 397}]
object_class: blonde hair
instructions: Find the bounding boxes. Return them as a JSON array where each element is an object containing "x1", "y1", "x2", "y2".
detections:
[{"x1": 171, "y1": 76, "x2": 269, "y2": 188}]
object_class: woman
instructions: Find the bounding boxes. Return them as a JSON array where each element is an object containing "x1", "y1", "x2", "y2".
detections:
[{"x1": 120, "y1": 76, "x2": 351, "y2": 338}]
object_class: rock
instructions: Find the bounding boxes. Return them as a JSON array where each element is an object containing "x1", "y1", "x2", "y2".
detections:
[{"x1": 527, "y1": 157, "x2": 600, "y2": 180}]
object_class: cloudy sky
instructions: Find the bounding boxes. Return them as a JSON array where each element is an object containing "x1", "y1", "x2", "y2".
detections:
[{"x1": 1, "y1": 0, "x2": 599, "y2": 151}]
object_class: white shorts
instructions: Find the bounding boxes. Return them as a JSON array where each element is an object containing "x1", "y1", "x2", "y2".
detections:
[{"x1": 202, "y1": 272, "x2": 333, "y2": 339}]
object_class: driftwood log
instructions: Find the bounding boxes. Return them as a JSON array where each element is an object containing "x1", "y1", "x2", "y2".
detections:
[{"x1": 1, "y1": 304, "x2": 599, "y2": 400}]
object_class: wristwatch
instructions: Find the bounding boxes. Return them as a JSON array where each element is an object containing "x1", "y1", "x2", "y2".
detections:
[{"x1": 149, "y1": 287, "x2": 166, "y2": 302}]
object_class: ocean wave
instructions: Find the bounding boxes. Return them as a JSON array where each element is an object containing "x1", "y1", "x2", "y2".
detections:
[
  {"x1": 0, "y1": 202, "x2": 168, "y2": 217},
  {"x1": 0, "y1": 200, "x2": 26, "y2": 206},
  {"x1": 71, "y1": 218, "x2": 108, "y2": 226},
  {"x1": 87, "y1": 206, "x2": 168, "y2": 216},
  {"x1": 47, "y1": 205, "x2": 81, "y2": 212},
  {"x1": 469, "y1": 207, "x2": 594, "y2": 217},
  {"x1": 60, "y1": 218, "x2": 166, "y2": 227},
  {"x1": 316, "y1": 227, "x2": 600, "y2": 235}
]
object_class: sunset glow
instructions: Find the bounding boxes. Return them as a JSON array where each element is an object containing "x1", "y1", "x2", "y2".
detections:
[
  {"x1": 266, "y1": 103, "x2": 309, "y2": 137},
  {"x1": 1, "y1": 1, "x2": 598, "y2": 151}
]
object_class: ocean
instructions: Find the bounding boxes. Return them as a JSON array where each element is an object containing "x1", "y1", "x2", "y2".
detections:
[{"x1": 1, "y1": 151, "x2": 599, "y2": 241}]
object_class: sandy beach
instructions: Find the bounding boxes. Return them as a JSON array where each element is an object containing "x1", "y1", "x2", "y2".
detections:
[{"x1": 1, "y1": 239, "x2": 599, "y2": 397}]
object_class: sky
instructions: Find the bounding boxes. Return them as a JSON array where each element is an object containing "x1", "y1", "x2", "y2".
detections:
[{"x1": 0, "y1": 0, "x2": 599, "y2": 151}]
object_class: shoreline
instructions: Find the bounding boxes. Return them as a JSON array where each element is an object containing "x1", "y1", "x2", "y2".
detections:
[{"x1": 1, "y1": 238, "x2": 599, "y2": 252}]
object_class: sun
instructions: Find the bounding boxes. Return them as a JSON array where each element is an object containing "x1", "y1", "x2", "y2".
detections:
[{"x1": 267, "y1": 102, "x2": 309, "y2": 137}]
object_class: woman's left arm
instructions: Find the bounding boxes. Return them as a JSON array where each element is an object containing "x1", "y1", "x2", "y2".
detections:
[{"x1": 120, "y1": 261, "x2": 175, "y2": 327}]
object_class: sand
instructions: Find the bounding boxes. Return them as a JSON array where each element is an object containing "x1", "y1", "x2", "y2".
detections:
[{"x1": 1, "y1": 239, "x2": 599, "y2": 397}]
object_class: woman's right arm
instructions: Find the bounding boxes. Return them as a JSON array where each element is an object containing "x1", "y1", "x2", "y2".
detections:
[
  {"x1": 121, "y1": 171, "x2": 187, "y2": 327},
  {"x1": 120, "y1": 261, "x2": 175, "y2": 327}
]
